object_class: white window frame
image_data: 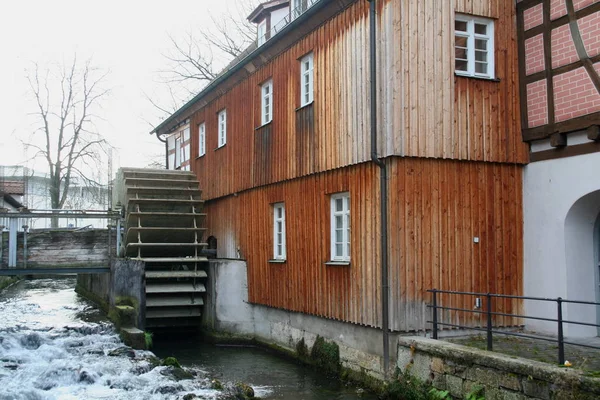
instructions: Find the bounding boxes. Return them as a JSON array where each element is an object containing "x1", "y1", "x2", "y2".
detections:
[
  {"x1": 257, "y1": 19, "x2": 267, "y2": 46},
  {"x1": 218, "y1": 109, "x2": 227, "y2": 148},
  {"x1": 300, "y1": 53, "x2": 314, "y2": 106},
  {"x1": 198, "y1": 122, "x2": 206, "y2": 157},
  {"x1": 454, "y1": 14, "x2": 495, "y2": 79},
  {"x1": 174, "y1": 133, "x2": 182, "y2": 169},
  {"x1": 330, "y1": 192, "x2": 350, "y2": 262},
  {"x1": 273, "y1": 203, "x2": 286, "y2": 260},
  {"x1": 261, "y1": 80, "x2": 273, "y2": 125}
]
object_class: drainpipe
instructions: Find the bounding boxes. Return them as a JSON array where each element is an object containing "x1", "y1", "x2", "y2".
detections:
[
  {"x1": 154, "y1": 132, "x2": 168, "y2": 169},
  {"x1": 368, "y1": 0, "x2": 390, "y2": 378}
]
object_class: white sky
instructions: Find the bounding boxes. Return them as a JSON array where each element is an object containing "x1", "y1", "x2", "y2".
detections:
[{"x1": 0, "y1": 0, "x2": 248, "y2": 175}]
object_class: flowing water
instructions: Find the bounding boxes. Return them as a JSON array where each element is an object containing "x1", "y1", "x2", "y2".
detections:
[{"x1": 0, "y1": 278, "x2": 377, "y2": 400}]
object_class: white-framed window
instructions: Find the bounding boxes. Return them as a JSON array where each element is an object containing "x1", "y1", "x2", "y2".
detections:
[
  {"x1": 174, "y1": 134, "x2": 182, "y2": 168},
  {"x1": 183, "y1": 127, "x2": 190, "y2": 142},
  {"x1": 261, "y1": 80, "x2": 273, "y2": 125},
  {"x1": 218, "y1": 109, "x2": 227, "y2": 148},
  {"x1": 454, "y1": 14, "x2": 494, "y2": 79},
  {"x1": 198, "y1": 122, "x2": 205, "y2": 157},
  {"x1": 273, "y1": 203, "x2": 286, "y2": 260},
  {"x1": 300, "y1": 53, "x2": 314, "y2": 106},
  {"x1": 330, "y1": 192, "x2": 350, "y2": 262},
  {"x1": 258, "y1": 19, "x2": 267, "y2": 46}
]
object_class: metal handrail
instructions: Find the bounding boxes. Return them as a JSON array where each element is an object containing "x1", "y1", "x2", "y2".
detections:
[{"x1": 427, "y1": 288, "x2": 600, "y2": 364}]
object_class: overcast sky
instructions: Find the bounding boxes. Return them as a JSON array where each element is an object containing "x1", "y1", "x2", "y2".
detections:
[{"x1": 0, "y1": 0, "x2": 249, "y2": 175}]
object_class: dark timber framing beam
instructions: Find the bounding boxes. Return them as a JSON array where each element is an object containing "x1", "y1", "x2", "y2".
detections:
[{"x1": 517, "y1": 0, "x2": 600, "y2": 142}]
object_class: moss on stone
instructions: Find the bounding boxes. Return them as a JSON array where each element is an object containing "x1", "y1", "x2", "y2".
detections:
[
  {"x1": 296, "y1": 337, "x2": 309, "y2": 359},
  {"x1": 161, "y1": 356, "x2": 182, "y2": 369},
  {"x1": 75, "y1": 284, "x2": 109, "y2": 313},
  {"x1": 0, "y1": 276, "x2": 20, "y2": 292},
  {"x1": 310, "y1": 335, "x2": 341, "y2": 376},
  {"x1": 235, "y1": 382, "x2": 255, "y2": 398}
]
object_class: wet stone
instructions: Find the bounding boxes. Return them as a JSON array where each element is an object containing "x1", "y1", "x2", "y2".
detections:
[{"x1": 108, "y1": 346, "x2": 136, "y2": 358}]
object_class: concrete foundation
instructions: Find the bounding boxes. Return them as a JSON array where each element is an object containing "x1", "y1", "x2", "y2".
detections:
[
  {"x1": 76, "y1": 259, "x2": 145, "y2": 330},
  {"x1": 202, "y1": 259, "x2": 392, "y2": 379}
]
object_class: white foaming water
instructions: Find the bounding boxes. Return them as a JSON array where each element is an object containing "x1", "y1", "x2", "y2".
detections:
[{"x1": 0, "y1": 279, "x2": 221, "y2": 400}]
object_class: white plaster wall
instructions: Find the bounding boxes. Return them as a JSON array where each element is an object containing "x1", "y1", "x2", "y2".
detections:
[
  {"x1": 524, "y1": 152, "x2": 600, "y2": 337},
  {"x1": 204, "y1": 259, "x2": 389, "y2": 378},
  {"x1": 270, "y1": 7, "x2": 290, "y2": 35}
]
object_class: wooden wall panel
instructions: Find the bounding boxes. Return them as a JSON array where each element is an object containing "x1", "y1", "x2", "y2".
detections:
[
  {"x1": 189, "y1": 0, "x2": 527, "y2": 202},
  {"x1": 203, "y1": 162, "x2": 381, "y2": 327},
  {"x1": 388, "y1": 158, "x2": 524, "y2": 332},
  {"x1": 204, "y1": 157, "x2": 523, "y2": 331}
]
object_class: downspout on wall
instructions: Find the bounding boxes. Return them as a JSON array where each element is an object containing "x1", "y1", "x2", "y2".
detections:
[
  {"x1": 154, "y1": 132, "x2": 168, "y2": 169},
  {"x1": 367, "y1": 0, "x2": 390, "y2": 378}
]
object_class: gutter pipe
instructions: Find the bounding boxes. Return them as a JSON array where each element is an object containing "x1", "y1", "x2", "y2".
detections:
[{"x1": 368, "y1": 0, "x2": 390, "y2": 378}]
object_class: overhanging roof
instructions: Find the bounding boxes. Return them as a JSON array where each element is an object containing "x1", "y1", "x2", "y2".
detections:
[{"x1": 150, "y1": 0, "x2": 355, "y2": 138}]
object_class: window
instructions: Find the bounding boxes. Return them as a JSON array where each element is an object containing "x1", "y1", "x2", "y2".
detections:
[
  {"x1": 198, "y1": 122, "x2": 205, "y2": 157},
  {"x1": 330, "y1": 192, "x2": 350, "y2": 262},
  {"x1": 261, "y1": 80, "x2": 273, "y2": 125},
  {"x1": 183, "y1": 127, "x2": 190, "y2": 142},
  {"x1": 273, "y1": 203, "x2": 286, "y2": 260},
  {"x1": 258, "y1": 19, "x2": 267, "y2": 46},
  {"x1": 300, "y1": 53, "x2": 314, "y2": 106},
  {"x1": 454, "y1": 14, "x2": 494, "y2": 79},
  {"x1": 218, "y1": 109, "x2": 227, "y2": 148}
]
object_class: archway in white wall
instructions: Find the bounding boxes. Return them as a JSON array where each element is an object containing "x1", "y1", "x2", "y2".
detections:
[{"x1": 564, "y1": 190, "x2": 600, "y2": 337}]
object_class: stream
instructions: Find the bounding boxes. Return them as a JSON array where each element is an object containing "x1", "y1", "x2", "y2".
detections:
[{"x1": 0, "y1": 278, "x2": 378, "y2": 399}]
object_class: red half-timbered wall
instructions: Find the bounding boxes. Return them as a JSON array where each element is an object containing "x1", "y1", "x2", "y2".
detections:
[{"x1": 518, "y1": 0, "x2": 600, "y2": 145}]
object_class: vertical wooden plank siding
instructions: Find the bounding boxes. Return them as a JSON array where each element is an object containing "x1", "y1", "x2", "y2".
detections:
[
  {"x1": 388, "y1": 158, "x2": 524, "y2": 331},
  {"x1": 190, "y1": 0, "x2": 527, "y2": 202},
  {"x1": 203, "y1": 157, "x2": 523, "y2": 331},
  {"x1": 203, "y1": 162, "x2": 381, "y2": 327}
]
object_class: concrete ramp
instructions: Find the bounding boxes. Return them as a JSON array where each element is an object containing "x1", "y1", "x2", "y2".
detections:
[{"x1": 114, "y1": 168, "x2": 208, "y2": 329}]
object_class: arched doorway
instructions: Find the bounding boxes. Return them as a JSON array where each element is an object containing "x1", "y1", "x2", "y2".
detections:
[{"x1": 564, "y1": 190, "x2": 600, "y2": 337}]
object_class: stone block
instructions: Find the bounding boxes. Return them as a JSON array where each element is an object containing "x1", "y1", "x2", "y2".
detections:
[
  {"x1": 119, "y1": 327, "x2": 146, "y2": 350},
  {"x1": 432, "y1": 372, "x2": 446, "y2": 390},
  {"x1": 522, "y1": 378, "x2": 550, "y2": 400},
  {"x1": 496, "y1": 389, "x2": 526, "y2": 400},
  {"x1": 499, "y1": 373, "x2": 521, "y2": 391},
  {"x1": 431, "y1": 357, "x2": 444, "y2": 373},
  {"x1": 466, "y1": 367, "x2": 500, "y2": 387},
  {"x1": 446, "y1": 374, "x2": 464, "y2": 398}
]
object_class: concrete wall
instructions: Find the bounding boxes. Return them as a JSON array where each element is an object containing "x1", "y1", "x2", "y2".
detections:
[
  {"x1": 203, "y1": 259, "x2": 390, "y2": 378},
  {"x1": 76, "y1": 259, "x2": 145, "y2": 328},
  {"x1": 397, "y1": 337, "x2": 600, "y2": 400},
  {"x1": 524, "y1": 152, "x2": 600, "y2": 337}
]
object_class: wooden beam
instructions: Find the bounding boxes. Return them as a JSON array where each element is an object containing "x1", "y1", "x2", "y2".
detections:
[
  {"x1": 523, "y1": 111, "x2": 600, "y2": 141},
  {"x1": 587, "y1": 125, "x2": 600, "y2": 142},
  {"x1": 550, "y1": 133, "x2": 567, "y2": 148},
  {"x1": 530, "y1": 141, "x2": 600, "y2": 162}
]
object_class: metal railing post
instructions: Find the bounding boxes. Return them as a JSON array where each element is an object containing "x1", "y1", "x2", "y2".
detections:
[
  {"x1": 557, "y1": 297, "x2": 565, "y2": 364},
  {"x1": 116, "y1": 215, "x2": 121, "y2": 258},
  {"x1": 22, "y1": 225, "x2": 28, "y2": 269},
  {"x1": 486, "y1": 293, "x2": 493, "y2": 351},
  {"x1": 432, "y1": 289, "x2": 438, "y2": 339}
]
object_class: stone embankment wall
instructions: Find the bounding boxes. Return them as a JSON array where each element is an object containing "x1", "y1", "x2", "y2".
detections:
[
  {"x1": 1, "y1": 229, "x2": 110, "y2": 268},
  {"x1": 397, "y1": 337, "x2": 600, "y2": 400}
]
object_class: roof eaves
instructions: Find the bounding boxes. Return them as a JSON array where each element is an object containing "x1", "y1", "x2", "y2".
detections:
[{"x1": 150, "y1": 0, "x2": 331, "y2": 137}]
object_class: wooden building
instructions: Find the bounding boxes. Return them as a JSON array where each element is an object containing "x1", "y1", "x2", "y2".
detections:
[
  {"x1": 153, "y1": 0, "x2": 528, "y2": 333},
  {"x1": 517, "y1": 0, "x2": 600, "y2": 337}
]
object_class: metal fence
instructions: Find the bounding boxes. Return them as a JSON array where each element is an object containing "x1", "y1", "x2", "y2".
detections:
[{"x1": 427, "y1": 289, "x2": 600, "y2": 364}]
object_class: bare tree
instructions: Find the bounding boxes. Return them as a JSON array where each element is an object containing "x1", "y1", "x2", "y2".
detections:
[
  {"x1": 25, "y1": 57, "x2": 110, "y2": 223},
  {"x1": 153, "y1": 1, "x2": 259, "y2": 115}
]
